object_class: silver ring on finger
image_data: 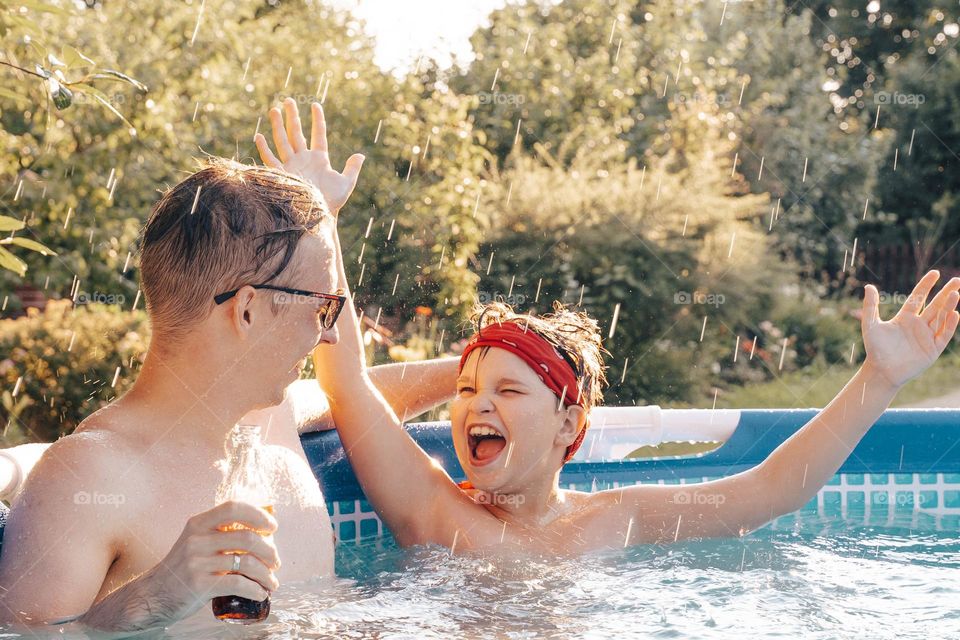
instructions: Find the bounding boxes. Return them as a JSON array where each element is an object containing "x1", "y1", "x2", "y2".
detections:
[{"x1": 231, "y1": 553, "x2": 241, "y2": 573}]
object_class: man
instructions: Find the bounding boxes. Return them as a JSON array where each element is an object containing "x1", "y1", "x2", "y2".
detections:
[{"x1": 0, "y1": 99, "x2": 456, "y2": 632}]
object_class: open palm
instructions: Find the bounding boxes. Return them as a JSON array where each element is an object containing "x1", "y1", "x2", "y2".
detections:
[
  {"x1": 255, "y1": 97, "x2": 364, "y2": 216},
  {"x1": 862, "y1": 270, "x2": 960, "y2": 388}
]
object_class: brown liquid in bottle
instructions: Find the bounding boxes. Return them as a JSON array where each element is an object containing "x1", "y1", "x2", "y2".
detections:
[
  {"x1": 212, "y1": 504, "x2": 274, "y2": 624},
  {"x1": 211, "y1": 593, "x2": 270, "y2": 624}
]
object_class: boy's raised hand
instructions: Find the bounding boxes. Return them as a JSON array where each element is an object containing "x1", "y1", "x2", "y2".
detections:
[
  {"x1": 255, "y1": 97, "x2": 364, "y2": 216},
  {"x1": 862, "y1": 270, "x2": 960, "y2": 388}
]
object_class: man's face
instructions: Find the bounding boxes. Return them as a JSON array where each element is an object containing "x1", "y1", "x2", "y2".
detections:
[{"x1": 239, "y1": 224, "x2": 340, "y2": 406}]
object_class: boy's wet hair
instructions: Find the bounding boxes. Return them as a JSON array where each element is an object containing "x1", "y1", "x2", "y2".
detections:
[
  {"x1": 140, "y1": 157, "x2": 330, "y2": 346},
  {"x1": 468, "y1": 301, "x2": 609, "y2": 411}
]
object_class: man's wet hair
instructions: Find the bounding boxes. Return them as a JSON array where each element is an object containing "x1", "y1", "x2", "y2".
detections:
[
  {"x1": 140, "y1": 157, "x2": 330, "y2": 345},
  {"x1": 468, "y1": 301, "x2": 609, "y2": 411}
]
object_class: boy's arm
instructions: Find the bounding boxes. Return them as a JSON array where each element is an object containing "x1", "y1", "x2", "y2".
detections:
[
  {"x1": 314, "y1": 230, "x2": 464, "y2": 544},
  {"x1": 608, "y1": 361, "x2": 900, "y2": 543},
  {"x1": 285, "y1": 360, "x2": 457, "y2": 435},
  {"x1": 610, "y1": 271, "x2": 960, "y2": 543},
  {"x1": 366, "y1": 359, "x2": 459, "y2": 422},
  {"x1": 255, "y1": 99, "x2": 457, "y2": 431},
  {"x1": 256, "y1": 99, "x2": 466, "y2": 545}
]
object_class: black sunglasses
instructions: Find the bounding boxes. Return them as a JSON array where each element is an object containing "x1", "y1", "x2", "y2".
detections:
[{"x1": 214, "y1": 285, "x2": 347, "y2": 330}]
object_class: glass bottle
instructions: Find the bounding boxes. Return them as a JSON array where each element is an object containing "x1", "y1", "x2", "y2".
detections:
[{"x1": 211, "y1": 424, "x2": 274, "y2": 624}]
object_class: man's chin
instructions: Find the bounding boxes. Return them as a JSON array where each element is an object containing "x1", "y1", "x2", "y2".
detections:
[
  {"x1": 262, "y1": 376, "x2": 295, "y2": 410},
  {"x1": 286, "y1": 361, "x2": 305, "y2": 383}
]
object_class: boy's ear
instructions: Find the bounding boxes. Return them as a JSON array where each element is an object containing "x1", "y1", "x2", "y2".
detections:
[{"x1": 555, "y1": 404, "x2": 587, "y2": 448}]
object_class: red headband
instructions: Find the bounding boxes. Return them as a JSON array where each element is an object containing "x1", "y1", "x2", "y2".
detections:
[{"x1": 458, "y1": 322, "x2": 587, "y2": 462}]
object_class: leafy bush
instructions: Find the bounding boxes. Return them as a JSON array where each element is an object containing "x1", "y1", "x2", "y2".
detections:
[
  {"x1": 707, "y1": 287, "x2": 863, "y2": 403},
  {"x1": 0, "y1": 300, "x2": 149, "y2": 444},
  {"x1": 476, "y1": 128, "x2": 780, "y2": 405},
  {"x1": 2, "y1": 0, "x2": 487, "y2": 327},
  {"x1": 772, "y1": 296, "x2": 861, "y2": 369}
]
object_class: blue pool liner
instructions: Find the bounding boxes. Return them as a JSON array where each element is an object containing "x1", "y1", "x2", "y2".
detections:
[
  {"x1": 303, "y1": 409, "x2": 960, "y2": 503},
  {"x1": 1, "y1": 409, "x2": 959, "y2": 554}
]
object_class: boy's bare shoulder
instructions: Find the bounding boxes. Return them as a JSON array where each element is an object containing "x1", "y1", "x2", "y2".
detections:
[{"x1": 560, "y1": 488, "x2": 637, "y2": 532}]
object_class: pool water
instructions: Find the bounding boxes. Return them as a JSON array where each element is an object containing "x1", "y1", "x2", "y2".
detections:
[
  {"x1": 307, "y1": 515, "x2": 960, "y2": 640},
  {"x1": 8, "y1": 507, "x2": 955, "y2": 640},
  {"x1": 240, "y1": 514, "x2": 960, "y2": 639}
]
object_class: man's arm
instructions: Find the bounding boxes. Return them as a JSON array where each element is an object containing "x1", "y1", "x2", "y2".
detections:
[
  {"x1": 0, "y1": 435, "x2": 279, "y2": 631},
  {"x1": 76, "y1": 501, "x2": 278, "y2": 633},
  {"x1": 0, "y1": 436, "x2": 119, "y2": 624},
  {"x1": 287, "y1": 359, "x2": 458, "y2": 435},
  {"x1": 612, "y1": 271, "x2": 960, "y2": 543}
]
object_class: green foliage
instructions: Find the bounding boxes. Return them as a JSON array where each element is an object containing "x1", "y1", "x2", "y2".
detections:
[
  {"x1": 2, "y1": 0, "x2": 957, "y2": 428},
  {"x1": 0, "y1": 300, "x2": 149, "y2": 444},
  {"x1": 0, "y1": 214, "x2": 55, "y2": 276},
  {"x1": 476, "y1": 126, "x2": 784, "y2": 403},
  {"x1": 788, "y1": 0, "x2": 960, "y2": 275},
  {"x1": 771, "y1": 297, "x2": 861, "y2": 369},
  {"x1": 453, "y1": 0, "x2": 659, "y2": 161},
  {"x1": 698, "y1": 3, "x2": 880, "y2": 285},
  {"x1": 1, "y1": 0, "x2": 487, "y2": 324},
  {"x1": 0, "y1": 0, "x2": 152, "y2": 278}
]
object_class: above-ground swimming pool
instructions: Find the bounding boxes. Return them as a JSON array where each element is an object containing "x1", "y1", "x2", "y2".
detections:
[{"x1": 2, "y1": 408, "x2": 959, "y2": 639}]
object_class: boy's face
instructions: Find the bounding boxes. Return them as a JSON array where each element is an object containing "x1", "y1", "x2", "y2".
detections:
[
  {"x1": 451, "y1": 348, "x2": 573, "y2": 494},
  {"x1": 232, "y1": 225, "x2": 340, "y2": 408}
]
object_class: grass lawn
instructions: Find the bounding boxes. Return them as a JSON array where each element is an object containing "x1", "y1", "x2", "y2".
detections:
[
  {"x1": 675, "y1": 349, "x2": 960, "y2": 410},
  {"x1": 628, "y1": 350, "x2": 960, "y2": 459}
]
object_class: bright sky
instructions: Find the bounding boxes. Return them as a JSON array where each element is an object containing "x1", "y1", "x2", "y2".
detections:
[{"x1": 328, "y1": 0, "x2": 511, "y2": 73}]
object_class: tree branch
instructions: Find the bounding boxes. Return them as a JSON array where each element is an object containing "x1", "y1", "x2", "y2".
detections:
[{"x1": 0, "y1": 59, "x2": 46, "y2": 79}]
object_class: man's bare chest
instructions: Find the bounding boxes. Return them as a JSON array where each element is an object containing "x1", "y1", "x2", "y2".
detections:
[{"x1": 99, "y1": 452, "x2": 333, "y2": 598}]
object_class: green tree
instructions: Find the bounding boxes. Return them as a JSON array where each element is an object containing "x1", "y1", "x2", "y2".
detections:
[
  {"x1": 0, "y1": 0, "x2": 149, "y2": 277},
  {"x1": 786, "y1": 1, "x2": 960, "y2": 279},
  {"x1": 1, "y1": 0, "x2": 489, "y2": 434}
]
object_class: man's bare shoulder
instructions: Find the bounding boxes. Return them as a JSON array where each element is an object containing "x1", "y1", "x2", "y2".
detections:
[
  {"x1": 64, "y1": 408, "x2": 140, "y2": 462},
  {"x1": 0, "y1": 414, "x2": 148, "y2": 622},
  {"x1": 21, "y1": 410, "x2": 146, "y2": 513}
]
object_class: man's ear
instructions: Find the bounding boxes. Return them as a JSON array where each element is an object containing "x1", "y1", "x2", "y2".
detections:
[
  {"x1": 228, "y1": 285, "x2": 258, "y2": 338},
  {"x1": 555, "y1": 404, "x2": 587, "y2": 448}
]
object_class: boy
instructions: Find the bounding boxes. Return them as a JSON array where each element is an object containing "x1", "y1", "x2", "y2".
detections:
[{"x1": 259, "y1": 102, "x2": 960, "y2": 554}]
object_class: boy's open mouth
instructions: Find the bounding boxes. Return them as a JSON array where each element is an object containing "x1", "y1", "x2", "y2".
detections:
[{"x1": 467, "y1": 423, "x2": 507, "y2": 465}]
